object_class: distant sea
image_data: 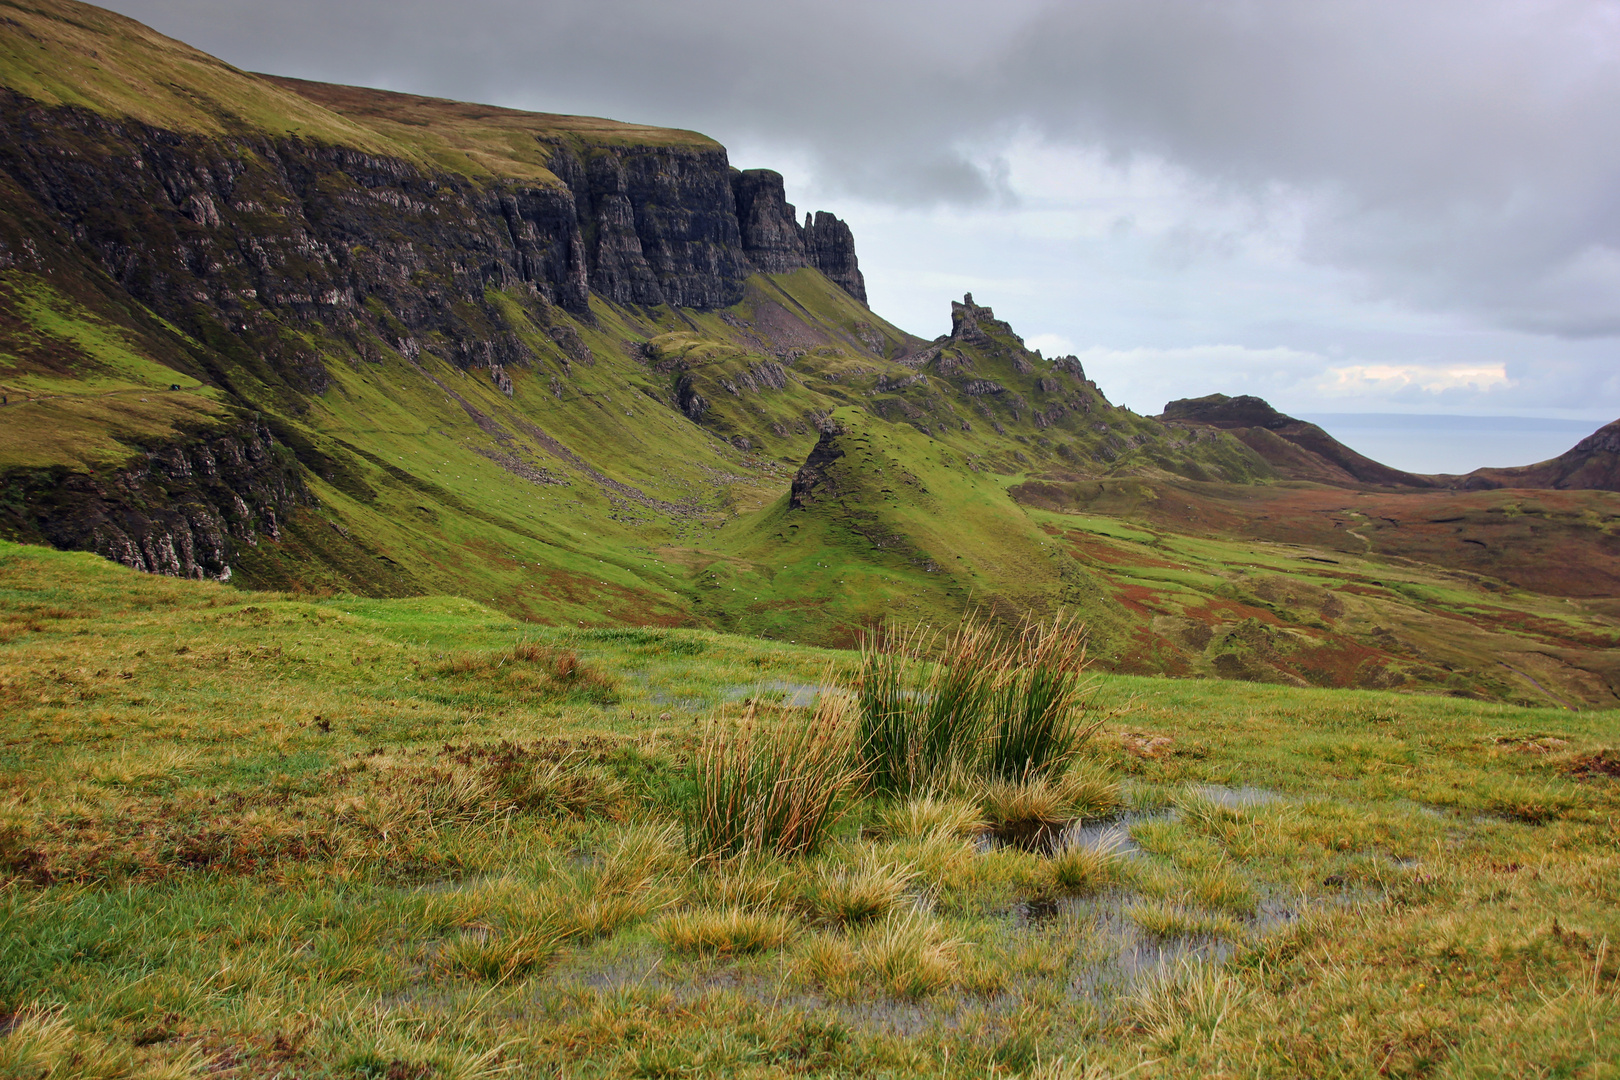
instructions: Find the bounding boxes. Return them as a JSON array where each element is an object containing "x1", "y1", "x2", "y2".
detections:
[{"x1": 1293, "y1": 414, "x2": 1605, "y2": 475}]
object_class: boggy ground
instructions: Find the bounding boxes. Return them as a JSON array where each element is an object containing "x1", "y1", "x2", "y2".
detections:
[
  {"x1": 1011, "y1": 479, "x2": 1620, "y2": 707},
  {"x1": 1, "y1": 539, "x2": 1617, "y2": 1079}
]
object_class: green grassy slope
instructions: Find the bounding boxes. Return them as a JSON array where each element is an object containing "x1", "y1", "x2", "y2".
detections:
[
  {"x1": 1, "y1": 540, "x2": 1615, "y2": 1078},
  {"x1": 0, "y1": 0, "x2": 713, "y2": 181}
]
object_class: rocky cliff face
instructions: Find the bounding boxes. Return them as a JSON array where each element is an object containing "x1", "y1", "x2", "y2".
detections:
[
  {"x1": 546, "y1": 140, "x2": 750, "y2": 308},
  {"x1": 0, "y1": 417, "x2": 312, "y2": 581},
  {"x1": 0, "y1": 71, "x2": 872, "y2": 580},
  {"x1": 0, "y1": 87, "x2": 869, "y2": 401},
  {"x1": 731, "y1": 169, "x2": 866, "y2": 303}
]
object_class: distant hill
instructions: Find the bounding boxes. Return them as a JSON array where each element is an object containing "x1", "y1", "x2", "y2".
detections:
[
  {"x1": 1159, "y1": 394, "x2": 1435, "y2": 488},
  {"x1": 1453, "y1": 418, "x2": 1620, "y2": 492}
]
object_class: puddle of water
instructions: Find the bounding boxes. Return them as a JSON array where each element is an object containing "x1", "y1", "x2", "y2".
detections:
[
  {"x1": 720, "y1": 680, "x2": 836, "y2": 708},
  {"x1": 980, "y1": 809, "x2": 1172, "y2": 857}
]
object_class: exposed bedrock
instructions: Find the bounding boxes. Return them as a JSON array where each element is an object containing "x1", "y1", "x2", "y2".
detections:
[
  {"x1": 0, "y1": 92, "x2": 869, "y2": 375},
  {"x1": 0, "y1": 417, "x2": 314, "y2": 581},
  {"x1": 731, "y1": 168, "x2": 866, "y2": 302}
]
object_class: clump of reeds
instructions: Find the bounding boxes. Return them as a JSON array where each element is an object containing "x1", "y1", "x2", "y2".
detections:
[
  {"x1": 852, "y1": 614, "x2": 1100, "y2": 796},
  {"x1": 855, "y1": 619, "x2": 1001, "y2": 795},
  {"x1": 684, "y1": 695, "x2": 860, "y2": 862},
  {"x1": 981, "y1": 616, "x2": 1099, "y2": 782}
]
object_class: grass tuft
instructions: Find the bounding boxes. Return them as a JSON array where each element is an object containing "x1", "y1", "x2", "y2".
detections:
[
  {"x1": 1126, "y1": 899, "x2": 1243, "y2": 940},
  {"x1": 439, "y1": 926, "x2": 560, "y2": 983},
  {"x1": 860, "y1": 909, "x2": 963, "y2": 999},
  {"x1": 871, "y1": 794, "x2": 984, "y2": 841},
  {"x1": 1050, "y1": 828, "x2": 1129, "y2": 893},
  {"x1": 1125, "y1": 958, "x2": 1246, "y2": 1048},
  {"x1": 653, "y1": 907, "x2": 794, "y2": 955},
  {"x1": 808, "y1": 857, "x2": 918, "y2": 925},
  {"x1": 0, "y1": 1009, "x2": 201, "y2": 1080},
  {"x1": 683, "y1": 695, "x2": 859, "y2": 861}
]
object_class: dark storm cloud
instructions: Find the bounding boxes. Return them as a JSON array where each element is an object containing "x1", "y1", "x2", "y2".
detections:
[{"x1": 100, "y1": 0, "x2": 1620, "y2": 338}]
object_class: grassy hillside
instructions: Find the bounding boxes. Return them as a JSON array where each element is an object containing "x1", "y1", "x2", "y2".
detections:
[
  {"x1": 0, "y1": 0, "x2": 713, "y2": 181},
  {"x1": 1, "y1": 541, "x2": 1616, "y2": 1077},
  {"x1": 5, "y1": 0, "x2": 1620, "y2": 710}
]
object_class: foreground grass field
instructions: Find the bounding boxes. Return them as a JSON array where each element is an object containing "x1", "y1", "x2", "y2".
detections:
[{"x1": 1, "y1": 539, "x2": 1617, "y2": 1079}]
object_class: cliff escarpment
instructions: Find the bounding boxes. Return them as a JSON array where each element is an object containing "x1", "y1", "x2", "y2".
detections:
[
  {"x1": 0, "y1": 415, "x2": 312, "y2": 581},
  {"x1": 733, "y1": 169, "x2": 866, "y2": 303}
]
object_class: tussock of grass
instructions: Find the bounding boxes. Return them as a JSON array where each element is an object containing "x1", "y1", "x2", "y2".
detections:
[
  {"x1": 439, "y1": 926, "x2": 560, "y2": 983},
  {"x1": 976, "y1": 769, "x2": 1122, "y2": 832},
  {"x1": 1050, "y1": 829, "x2": 1128, "y2": 893},
  {"x1": 691, "y1": 856, "x2": 797, "y2": 911},
  {"x1": 871, "y1": 794, "x2": 984, "y2": 841},
  {"x1": 808, "y1": 857, "x2": 917, "y2": 925},
  {"x1": 654, "y1": 907, "x2": 795, "y2": 955},
  {"x1": 684, "y1": 696, "x2": 859, "y2": 861},
  {"x1": 0, "y1": 1009, "x2": 201, "y2": 1080},
  {"x1": 1126, "y1": 959, "x2": 1245, "y2": 1049},
  {"x1": 860, "y1": 910, "x2": 963, "y2": 999},
  {"x1": 1180, "y1": 866, "x2": 1258, "y2": 915},
  {"x1": 794, "y1": 932, "x2": 859, "y2": 990},
  {"x1": 1126, "y1": 899, "x2": 1243, "y2": 941}
]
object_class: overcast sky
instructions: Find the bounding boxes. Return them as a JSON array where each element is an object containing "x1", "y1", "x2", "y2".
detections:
[{"x1": 101, "y1": 0, "x2": 1620, "y2": 465}]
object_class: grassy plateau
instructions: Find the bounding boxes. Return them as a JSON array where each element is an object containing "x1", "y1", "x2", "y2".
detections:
[{"x1": 1, "y1": 539, "x2": 1616, "y2": 1078}]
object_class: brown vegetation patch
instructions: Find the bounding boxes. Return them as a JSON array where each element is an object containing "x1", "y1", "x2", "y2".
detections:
[
  {"x1": 420, "y1": 643, "x2": 618, "y2": 704},
  {"x1": 1062, "y1": 532, "x2": 1183, "y2": 569},
  {"x1": 1286, "y1": 637, "x2": 1391, "y2": 688},
  {"x1": 1112, "y1": 584, "x2": 1170, "y2": 618},
  {"x1": 1568, "y1": 749, "x2": 1620, "y2": 778},
  {"x1": 1121, "y1": 732, "x2": 1176, "y2": 759}
]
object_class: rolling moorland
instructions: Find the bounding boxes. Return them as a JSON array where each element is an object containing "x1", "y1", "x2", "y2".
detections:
[{"x1": 0, "y1": 1, "x2": 1616, "y2": 1077}]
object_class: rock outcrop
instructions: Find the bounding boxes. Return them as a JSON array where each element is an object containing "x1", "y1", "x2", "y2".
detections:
[
  {"x1": 789, "y1": 422, "x2": 848, "y2": 509},
  {"x1": 731, "y1": 168, "x2": 866, "y2": 302},
  {"x1": 0, "y1": 417, "x2": 313, "y2": 581},
  {"x1": 802, "y1": 211, "x2": 866, "y2": 304},
  {"x1": 733, "y1": 169, "x2": 809, "y2": 274}
]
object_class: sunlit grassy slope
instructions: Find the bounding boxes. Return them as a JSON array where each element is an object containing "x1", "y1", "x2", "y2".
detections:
[{"x1": 2, "y1": 540, "x2": 1616, "y2": 1078}]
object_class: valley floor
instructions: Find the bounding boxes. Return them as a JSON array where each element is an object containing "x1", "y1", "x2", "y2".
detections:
[{"x1": 1, "y1": 540, "x2": 1617, "y2": 1079}]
